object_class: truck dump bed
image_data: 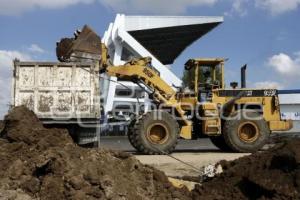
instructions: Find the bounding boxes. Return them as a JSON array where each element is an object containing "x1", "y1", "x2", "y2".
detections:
[{"x1": 12, "y1": 60, "x2": 101, "y2": 123}]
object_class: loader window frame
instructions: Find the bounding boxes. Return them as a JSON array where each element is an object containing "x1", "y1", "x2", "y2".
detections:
[{"x1": 184, "y1": 60, "x2": 225, "y2": 91}]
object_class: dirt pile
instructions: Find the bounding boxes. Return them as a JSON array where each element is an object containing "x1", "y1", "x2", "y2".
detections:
[
  {"x1": 192, "y1": 139, "x2": 300, "y2": 200},
  {"x1": 0, "y1": 120, "x2": 4, "y2": 133},
  {"x1": 0, "y1": 106, "x2": 190, "y2": 200},
  {"x1": 1, "y1": 106, "x2": 300, "y2": 200}
]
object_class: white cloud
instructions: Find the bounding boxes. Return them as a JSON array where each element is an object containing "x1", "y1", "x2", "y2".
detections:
[
  {"x1": 0, "y1": 0, "x2": 94, "y2": 15},
  {"x1": 0, "y1": 50, "x2": 32, "y2": 118},
  {"x1": 0, "y1": 50, "x2": 31, "y2": 72},
  {"x1": 254, "y1": 81, "x2": 284, "y2": 89},
  {"x1": 268, "y1": 52, "x2": 300, "y2": 76},
  {"x1": 256, "y1": 52, "x2": 300, "y2": 90},
  {"x1": 0, "y1": 77, "x2": 10, "y2": 119},
  {"x1": 255, "y1": 0, "x2": 300, "y2": 15},
  {"x1": 232, "y1": 0, "x2": 248, "y2": 16},
  {"x1": 99, "y1": 0, "x2": 218, "y2": 14},
  {"x1": 0, "y1": 0, "x2": 298, "y2": 16},
  {"x1": 28, "y1": 44, "x2": 45, "y2": 54},
  {"x1": 225, "y1": 0, "x2": 249, "y2": 17}
]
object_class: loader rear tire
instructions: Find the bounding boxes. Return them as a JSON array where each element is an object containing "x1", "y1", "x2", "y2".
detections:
[
  {"x1": 209, "y1": 136, "x2": 232, "y2": 152},
  {"x1": 223, "y1": 110, "x2": 270, "y2": 153},
  {"x1": 132, "y1": 110, "x2": 179, "y2": 155}
]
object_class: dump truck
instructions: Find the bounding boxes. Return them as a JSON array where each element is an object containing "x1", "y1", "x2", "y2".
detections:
[
  {"x1": 11, "y1": 59, "x2": 103, "y2": 145},
  {"x1": 12, "y1": 25, "x2": 293, "y2": 153}
]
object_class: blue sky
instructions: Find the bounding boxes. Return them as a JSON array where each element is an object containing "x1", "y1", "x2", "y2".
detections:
[{"x1": 0, "y1": 0, "x2": 300, "y2": 118}]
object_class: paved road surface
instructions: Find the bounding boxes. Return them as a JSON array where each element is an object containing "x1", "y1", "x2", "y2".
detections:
[
  {"x1": 99, "y1": 137, "x2": 248, "y2": 177},
  {"x1": 99, "y1": 136, "x2": 218, "y2": 152}
]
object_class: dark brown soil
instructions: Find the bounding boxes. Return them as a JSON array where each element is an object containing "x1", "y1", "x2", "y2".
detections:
[
  {"x1": 192, "y1": 139, "x2": 300, "y2": 200},
  {"x1": 0, "y1": 106, "x2": 191, "y2": 200},
  {"x1": 0, "y1": 120, "x2": 4, "y2": 133},
  {"x1": 1, "y1": 106, "x2": 300, "y2": 200}
]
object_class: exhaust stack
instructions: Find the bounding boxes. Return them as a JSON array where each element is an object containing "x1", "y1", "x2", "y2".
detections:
[{"x1": 241, "y1": 64, "x2": 247, "y2": 88}]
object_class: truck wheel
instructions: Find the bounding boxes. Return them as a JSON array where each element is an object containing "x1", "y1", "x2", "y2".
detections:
[
  {"x1": 223, "y1": 110, "x2": 270, "y2": 153},
  {"x1": 132, "y1": 110, "x2": 179, "y2": 155},
  {"x1": 209, "y1": 136, "x2": 232, "y2": 152},
  {"x1": 127, "y1": 120, "x2": 138, "y2": 150}
]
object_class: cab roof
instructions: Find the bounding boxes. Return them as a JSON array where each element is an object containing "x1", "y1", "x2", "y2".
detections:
[{"x1": 185, "y1": 58, "x2": 226, "y2": 67}]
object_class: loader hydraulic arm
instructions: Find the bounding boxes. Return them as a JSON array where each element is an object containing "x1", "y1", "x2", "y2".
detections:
[
  {"x1": 103, "y1": 57, "x2": 192, "y2": 131},
  {"x1": 104, "y1": 57, "x2": 192, "y2": 136},
  {"x1": 105, "y1": 57, "x2": 177, "y2": 104}
]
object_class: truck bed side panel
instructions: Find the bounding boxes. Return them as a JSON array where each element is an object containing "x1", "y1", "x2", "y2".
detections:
[{"x1": 12, "y1": 61, "x2": 101, "y2": 120}]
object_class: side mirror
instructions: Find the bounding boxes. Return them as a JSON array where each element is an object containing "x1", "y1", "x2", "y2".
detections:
[
  {"x1": 230, "y1": 82, "x2": 238, "y2": 89},
  {"x1": 184, "y1": 64, "x2": 193, "y2": 71}
]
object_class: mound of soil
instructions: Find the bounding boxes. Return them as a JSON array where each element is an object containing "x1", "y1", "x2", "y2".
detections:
[
  {"x1": 0, "y1": 120, "x2": 4, "y2": 133},
  {"x1": 1, "y1": 106, "x2": 300, "y2": 200},
  {"x1": 192, "y1": 139, "x2": 300, "y2": 200},
  {"x1": 0, "y1": 106, "x2": 191, "y2": 200}
]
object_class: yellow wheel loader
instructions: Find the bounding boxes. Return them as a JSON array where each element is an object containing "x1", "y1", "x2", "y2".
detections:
[{"x1": 57, "y1": 25, "x2": 292, "y2": 154}]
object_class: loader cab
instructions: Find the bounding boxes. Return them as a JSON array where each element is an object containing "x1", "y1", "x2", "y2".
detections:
[{"x1": 184, "y1": 58, "x2": 225, "y2": 102}]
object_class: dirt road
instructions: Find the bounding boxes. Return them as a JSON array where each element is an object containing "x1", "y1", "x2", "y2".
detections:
[
  {"x1": 100, "y1": 137, "x2": 249, "y2": 177},
  {"x1": 99, "y1": 137, "x2": 218, "y2": 152},
  {"x1": 136, "y1": 152, "x2": 248, "y2": 177}
]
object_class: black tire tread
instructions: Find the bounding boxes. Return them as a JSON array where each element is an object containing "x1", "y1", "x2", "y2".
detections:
[
  {"x1": 209, "y1": 136, "x2": 232, "y2": 152},
  {"x1": 127, "y1": 119, "x2": 138, "y2": 149},
  {"x1": 131, "y1": 110, "x2": 179, "y2": 155},
  {"x1": 223, "y1": 110, "x2": 270, "y2": 153}
]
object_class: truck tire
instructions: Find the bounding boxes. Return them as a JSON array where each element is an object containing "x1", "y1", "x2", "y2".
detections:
[
  {"x1": 127, "y1": 120, "x2": 138, "y2": 149},
  {"x1": 209, "y1": 136, "x2": 232, "y2": 152},
  {"x1": 132, "y1": 110, "x2": 179, "y2": 155},
  {"x1": 223, "y1": 110, "x2": 270, "y2": 153}
]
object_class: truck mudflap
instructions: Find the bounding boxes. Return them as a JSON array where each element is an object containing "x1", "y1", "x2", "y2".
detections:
[{"x1": 269, "y1": 120, "x2": 293, "y2": 132}]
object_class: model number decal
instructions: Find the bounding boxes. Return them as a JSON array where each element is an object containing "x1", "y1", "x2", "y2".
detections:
[
  {"x1": 245, "y1": 90, "x2": 253, "y2": 97},
  {"x1": 143, "y1": 68, "x2": 154, "y2": 78},
  {"x1": 264, "y1": 90, "x2": 277, "y2": 97},
  {"x1": 218, "y1": 90, "x2": 278, "y2": 97}
]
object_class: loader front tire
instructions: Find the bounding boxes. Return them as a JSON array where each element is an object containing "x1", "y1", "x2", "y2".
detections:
[
  {"x1": 132, "y1": 110, "x2": 179, "y2": 155},
  {"x1": 209, "y1": 136, "x2": 232, "y2": 152},
  {"x1": 223, "y1": 110, "x2": 270, "y2": 153}
]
